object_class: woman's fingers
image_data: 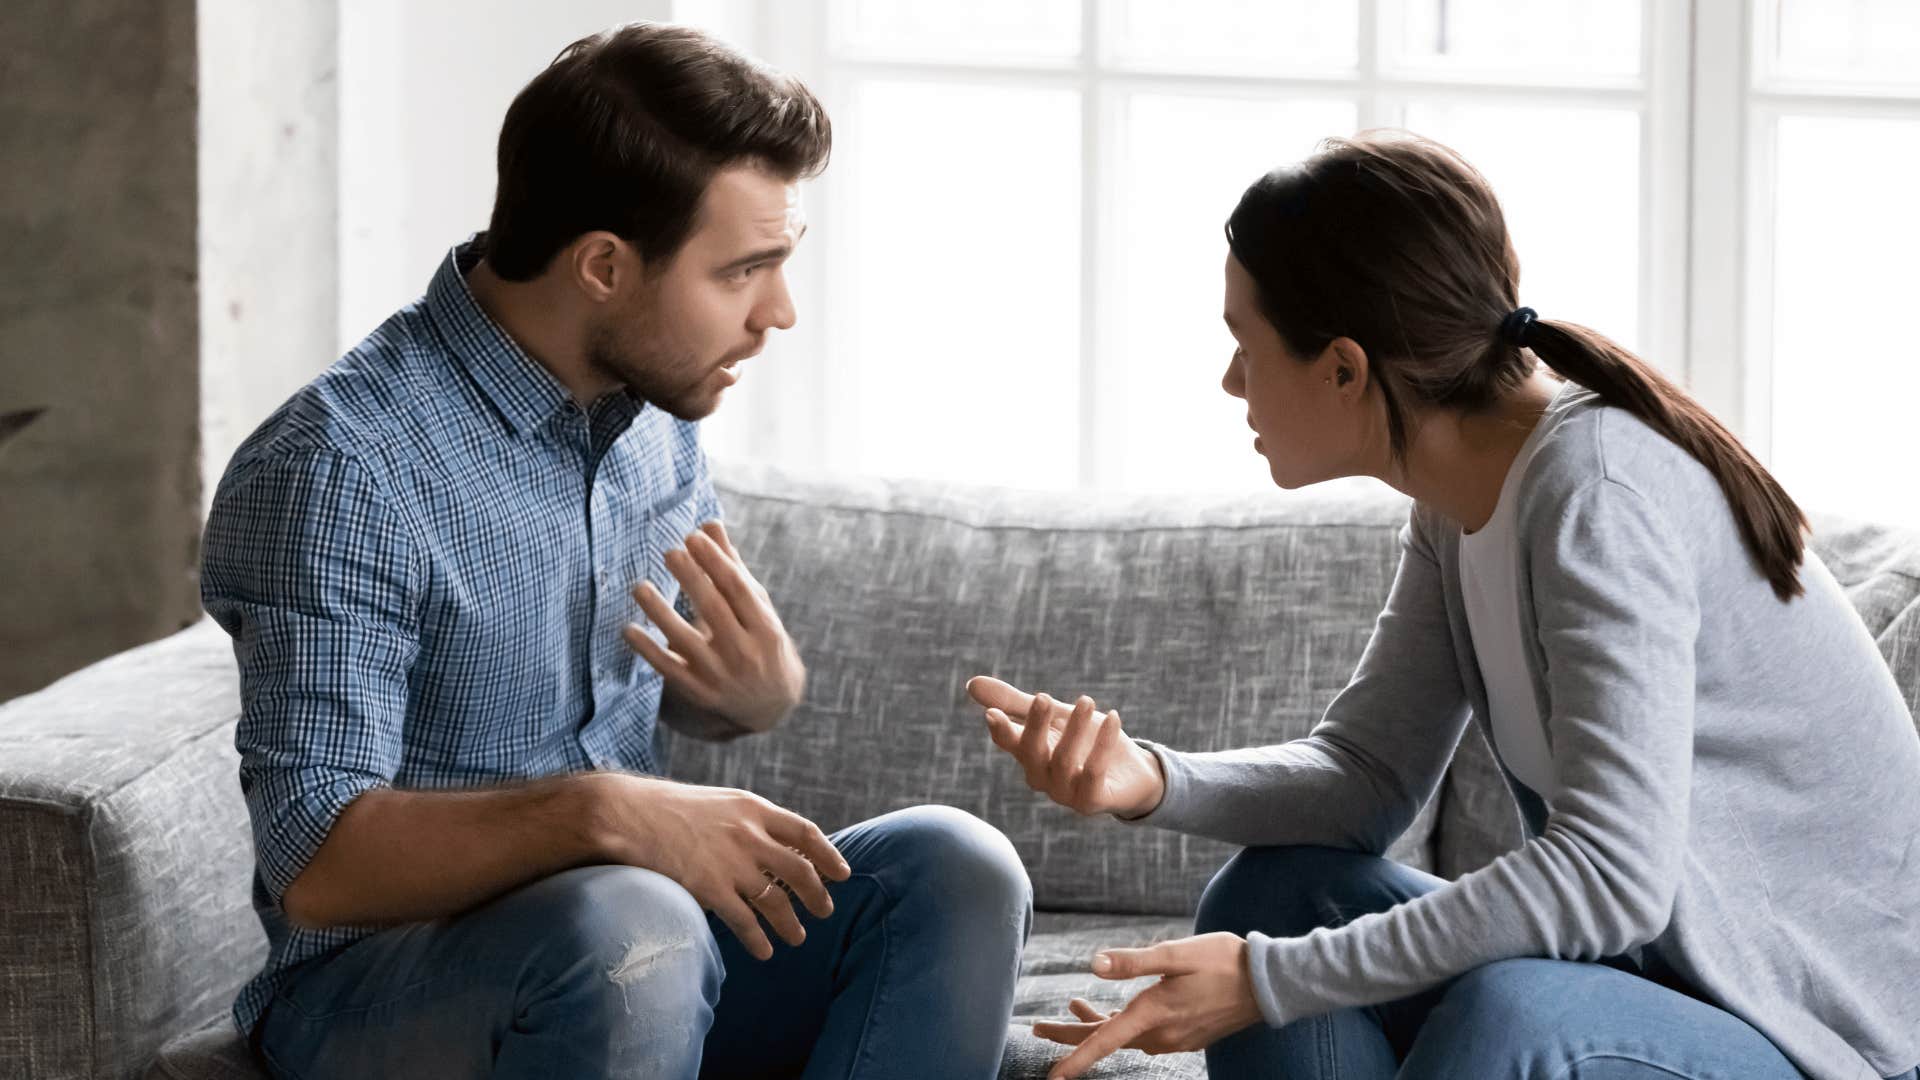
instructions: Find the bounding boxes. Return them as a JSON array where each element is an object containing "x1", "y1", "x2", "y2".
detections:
[
  {"x1": 1049, "y1": 697, "x2": 1102, "y2": 804},
  {"x1": 966, "y1": 675, "x2": 1032, "y2": 717},
  {"x1": 1020, "y1": 691, "x2": 1056, "y2": 764},
  {"x1": 1033, "y1": 1000, "x2": 1112, "y2": 1046},
  {"x1": 985, "y1": 708, "x2": 1024, "y2": 752},
  {"x1": 1077, "y1": 708, "x2": 1128, "y2": 803},
  {"x1": 967, "y1": 675, "x2": 1079, "y2": 725},
  {"x1": 1031, "y1": 1019, "x2": 1102, "y2": 1046},
  {"x1": 1068, "y1": 998, "x2": 1110, "y2": 1022},
  {"x1": 1049, "y1": 995, "x2": 1160, "y2": 1079}
]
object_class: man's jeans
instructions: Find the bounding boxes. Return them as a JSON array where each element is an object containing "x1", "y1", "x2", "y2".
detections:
[
  {"x1": 252, "y1": 804, "x2": 1032, "y2": 1079},
  {"x1": 1195, "y1": 845, "x2": 1908, "y2": 1080}
]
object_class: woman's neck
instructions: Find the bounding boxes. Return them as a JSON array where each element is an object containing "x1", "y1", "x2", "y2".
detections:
[{"x1": 1379, "y1": 369, "x2": 1565, "y2": 534}]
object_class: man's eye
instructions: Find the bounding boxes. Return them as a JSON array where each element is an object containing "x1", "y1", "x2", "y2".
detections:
[{"x1": 730, "y1": 265, "x2": 758, "y2": 283}]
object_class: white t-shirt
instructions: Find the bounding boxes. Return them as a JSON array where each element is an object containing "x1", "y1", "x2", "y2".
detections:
[{"x1": 1458, "y1": 384, "x2": 1573, "y2": 804}]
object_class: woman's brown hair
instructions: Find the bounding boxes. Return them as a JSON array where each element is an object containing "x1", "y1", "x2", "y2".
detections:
[{"x1": 1225, "y1": 130, "x2": 1808, "y2": 601}]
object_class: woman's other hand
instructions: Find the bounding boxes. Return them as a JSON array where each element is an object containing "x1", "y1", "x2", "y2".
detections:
[{"x1": 1032, "y1": 933, "x2": 1264, "y2": 1079}]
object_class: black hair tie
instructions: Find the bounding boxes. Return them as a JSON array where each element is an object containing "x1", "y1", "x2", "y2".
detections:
[{"x1": 1499, "y1": 306, "x2": 1538, "y2": 348}]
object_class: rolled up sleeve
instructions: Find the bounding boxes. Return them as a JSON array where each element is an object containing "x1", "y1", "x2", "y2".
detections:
[{"x1": 201, "y1": 448, "x2": 420, "y2": 907}]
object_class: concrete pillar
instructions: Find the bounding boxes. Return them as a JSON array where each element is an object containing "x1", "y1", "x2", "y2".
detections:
[{"x1": 0, "y1": 0, "x2": 204, "y2": 699}]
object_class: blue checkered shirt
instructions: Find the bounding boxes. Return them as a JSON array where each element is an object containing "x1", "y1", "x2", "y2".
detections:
[{"x1": 201, "y1": 236, "x2": 721, "y2": 1037}]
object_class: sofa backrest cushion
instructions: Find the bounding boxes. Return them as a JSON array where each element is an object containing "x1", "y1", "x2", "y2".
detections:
[{"x1": 665, "y1": 466, "x2": 1439, "y2": 915}]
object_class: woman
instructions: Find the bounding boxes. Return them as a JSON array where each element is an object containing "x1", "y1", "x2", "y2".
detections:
[{"x1": 968, "y1": 131, "x2": 1920, "y2": 1080}]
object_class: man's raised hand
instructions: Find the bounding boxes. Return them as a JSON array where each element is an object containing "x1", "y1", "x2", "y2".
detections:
[{"x1": 624, "y1": 521, "x2": 806, "y2": 732}]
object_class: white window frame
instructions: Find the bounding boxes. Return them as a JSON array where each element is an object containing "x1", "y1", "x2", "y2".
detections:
[
  {"x1": 1691, "y1": 0, "x2": 1920, "y2": 468},
  {"x1": 686, "y1": 0, "x2": 1904, "y2": 485}
]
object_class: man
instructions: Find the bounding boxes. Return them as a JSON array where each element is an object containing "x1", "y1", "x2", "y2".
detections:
[{"x1": 201, "y1": 22, "x2": 1030, "y2": 1079}]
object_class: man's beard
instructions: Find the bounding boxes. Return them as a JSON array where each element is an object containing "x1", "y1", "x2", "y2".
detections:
[{"x1": 585, "y1": 315, "x2": 718, "y2": 422}]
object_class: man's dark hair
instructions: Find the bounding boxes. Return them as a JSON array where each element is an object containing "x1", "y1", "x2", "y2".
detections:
[{"x1": 485, "y1": 22, "x2": 831, "y2": 281}]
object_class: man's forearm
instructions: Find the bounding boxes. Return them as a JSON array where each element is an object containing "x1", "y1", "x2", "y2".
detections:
[{"x1": 280, "y1": 773, "x2": 613, "y2": 929}]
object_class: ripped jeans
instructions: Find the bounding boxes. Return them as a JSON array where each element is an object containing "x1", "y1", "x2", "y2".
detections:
[{"x1": 251, "y1": 805, "x2": 1032, "y2": 1080}]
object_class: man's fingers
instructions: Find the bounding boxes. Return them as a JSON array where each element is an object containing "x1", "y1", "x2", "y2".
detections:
[
  {"x1": 764, "y1": 811, "x2": 852, "y2": 882},
  {"x1": 711, "y1": 894, "x2": 775, "y2": 962},
  {"x1": 747, "y1": 875, "x2": 807, "y2": 948},
  {"x1": 621, "y1": 623, "x2": 720, "y2": 705},
  {"x1": 762, "y1": 843, "x2": 835, "y2": 920},
  {"x1": 661, "y1": 549, "x2": 745, "y2": 644},
  {"x1": 1094, "y1": 941, "x2": 1196, "y2": 980},
  {"x1": 1049, "y1": 1000, "x2": 1157, "y2": 1079},
  {"x1": 685, "y1": 530, "x2": 768, "y2": 631},
  {"x1": 630, "y1": 581, "x2": 724, "y2": 672},
  {"x1": 699, "y1": 519, "x2": 743, "y2": 564}
]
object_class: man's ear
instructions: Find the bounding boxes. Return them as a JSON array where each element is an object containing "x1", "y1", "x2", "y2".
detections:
[{"x1": 567, "y1": 232, "x2": 635, "y2": 304}]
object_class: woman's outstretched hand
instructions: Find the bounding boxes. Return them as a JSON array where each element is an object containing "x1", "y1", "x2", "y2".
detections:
[
  {"x1": 965, "y1": 676, "x2": 1167, "y2": 819},
  {"x1": 1031, "y1": 933, "x2": 1264, "y2": 1079}
]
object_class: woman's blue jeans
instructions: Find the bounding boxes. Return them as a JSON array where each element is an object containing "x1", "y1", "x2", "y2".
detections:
[
  {"x1": 1195, "y1": 844, "x2": 1902, "y2": 1080},
  {"x1": 252, "y1": 804, "x2": 1032, "y2": 1080}
]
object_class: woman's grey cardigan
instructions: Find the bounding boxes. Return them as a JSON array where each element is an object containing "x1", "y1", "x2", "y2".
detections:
[{"x1": 1137, "y1": 384, "x2": 1920, "y2": 1079}]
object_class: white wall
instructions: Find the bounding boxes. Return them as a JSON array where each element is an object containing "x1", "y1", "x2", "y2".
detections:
[
  {"x1": 198, "y1": 0, "x2": 341, "y2": 507},
  {"x1": 337, "y1": 0, "x2": 674, "y2": 352}
]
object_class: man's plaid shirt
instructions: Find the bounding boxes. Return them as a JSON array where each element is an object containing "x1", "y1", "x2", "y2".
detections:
[{"x1": 201, "y1": 236, "x2": 719, "y2": 1036}]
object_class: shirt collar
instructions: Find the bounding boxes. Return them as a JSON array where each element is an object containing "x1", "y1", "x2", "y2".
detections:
[{"x1": 425, "y1": 233, "x2": 581, "y2": 437}]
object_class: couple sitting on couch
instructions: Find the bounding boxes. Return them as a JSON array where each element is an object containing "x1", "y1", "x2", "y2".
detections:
[{"x1": 199, "y1": 20, "x2": 1920, "y2": 1080}]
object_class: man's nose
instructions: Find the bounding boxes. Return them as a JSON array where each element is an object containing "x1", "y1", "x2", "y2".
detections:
[{"x1": 752, "y1": 270, "x2": 797, "y2": 333}]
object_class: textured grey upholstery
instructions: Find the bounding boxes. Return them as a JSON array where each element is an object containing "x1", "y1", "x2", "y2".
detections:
[{"x1": 3, "y1": 464, "x2": 1914, "y2": 1079}]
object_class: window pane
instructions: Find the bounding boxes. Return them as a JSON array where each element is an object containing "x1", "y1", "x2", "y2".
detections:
[
  {"x1": 1103, "y1": 0, "x2": 1359, "y2": 76},
  {"x1": 1403, "y1": 103, "x2": 1642, "y2": 352},
  {"x1": 832, "y1": 80, "x2": 1081, "y2": 488},
  {"x1": 830, "y1": 0, "x2": 1080, "y2": 64},
  {"x1": 1108, "y1": 93, "x2": 1359, "y2": 492},
  {"x1": 1771, "y1": 0, "x2": 1920, "y2": 88},
  {"x1": 1769, "y1": 115, "x2": 1920, "y2": 527},
  {"x1": 1388, "y1": 0, "x2": 1641, "y2": 81}
]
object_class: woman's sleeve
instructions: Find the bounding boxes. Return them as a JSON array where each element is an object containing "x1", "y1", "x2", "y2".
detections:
[
  {"x1": 1239, "y1": 476, "x2": 1699, "y2": 1029},
  {"x1": 1129, "y1": 502, "x2": 1475, "y2": 854}
]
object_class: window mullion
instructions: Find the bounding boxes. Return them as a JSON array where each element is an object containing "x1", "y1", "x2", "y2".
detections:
[
  {"x1": 1079, "y1": 0, "x2": 1103, "y2": 487},
  {"x1": 1686, "y1": 0, "x2": 1757, "y2": 446}
]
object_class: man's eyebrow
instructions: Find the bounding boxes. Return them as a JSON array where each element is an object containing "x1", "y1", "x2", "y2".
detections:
[{"x1": 717, "y1": 223, "x2": 809, "y2": 273}]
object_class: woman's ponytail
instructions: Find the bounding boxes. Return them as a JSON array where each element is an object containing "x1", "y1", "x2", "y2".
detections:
[{"x1": 1525, "y1": 318, "x2": 1808, "y2": 601}]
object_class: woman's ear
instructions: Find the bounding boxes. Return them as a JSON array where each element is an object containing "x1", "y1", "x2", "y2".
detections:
[{"x1": 1322, "y1": 337, "x2": 1370, "y2": 394}]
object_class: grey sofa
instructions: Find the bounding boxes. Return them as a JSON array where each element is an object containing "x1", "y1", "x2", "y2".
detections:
[{"x1": 5, "y1": 464, "x2": 1919, "y2": 1080}]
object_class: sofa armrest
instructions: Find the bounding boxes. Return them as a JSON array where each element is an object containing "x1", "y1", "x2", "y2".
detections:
[{"x1": 0, "y1": 621, "x2": 263, "y2": 1080}]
